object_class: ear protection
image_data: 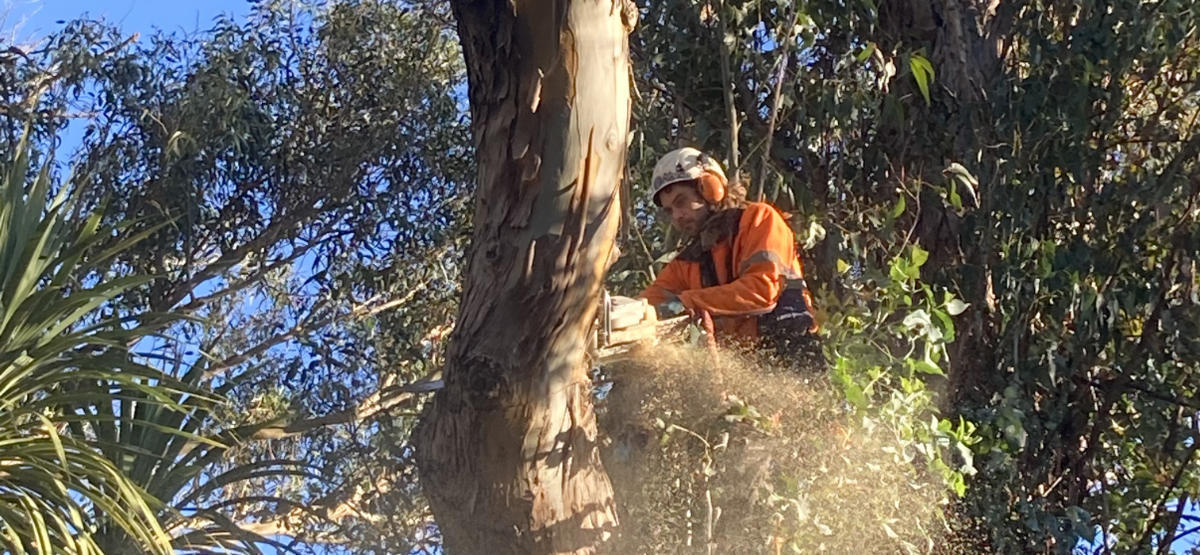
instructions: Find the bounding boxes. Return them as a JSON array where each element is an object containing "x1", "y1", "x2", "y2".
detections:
[{"x1": 696, "y1": 171, "x2": 727, "y2": 205}]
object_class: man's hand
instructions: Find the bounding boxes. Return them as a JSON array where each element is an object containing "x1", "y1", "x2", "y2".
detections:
[{"x1": 655, "y1": 299, "x2": 688, "y2": 319}]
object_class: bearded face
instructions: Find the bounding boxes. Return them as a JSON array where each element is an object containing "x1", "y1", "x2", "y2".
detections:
[{"x1": 656, "y1": 182, "x2": 710, "y2": 238}]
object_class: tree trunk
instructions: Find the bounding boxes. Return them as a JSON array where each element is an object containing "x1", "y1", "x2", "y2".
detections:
[
  {"x1": 875, "y1": 0, "x2": 1011, "y2": 407},
  {"x1": 412, "y1": 1, "x2": 636, "y2": 553}
]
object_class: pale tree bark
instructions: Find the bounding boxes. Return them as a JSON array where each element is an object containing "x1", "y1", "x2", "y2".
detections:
[{"x1": 413, "y1": 1, "x2": 637, "y2": 553}]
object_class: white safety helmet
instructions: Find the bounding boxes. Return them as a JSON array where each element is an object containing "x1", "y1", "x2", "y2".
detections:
[{"x1": 649, "y1": 147, "x2": 727, "y2": 206}]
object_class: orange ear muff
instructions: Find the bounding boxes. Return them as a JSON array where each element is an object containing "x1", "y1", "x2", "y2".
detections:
[{"x1": 697, "y1": 171, "x2": 726, "y2": 204}]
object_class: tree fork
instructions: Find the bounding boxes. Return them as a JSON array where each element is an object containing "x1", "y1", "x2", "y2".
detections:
[{"x1": 413, "y1": 1, "x2": 636, "y2": 553}]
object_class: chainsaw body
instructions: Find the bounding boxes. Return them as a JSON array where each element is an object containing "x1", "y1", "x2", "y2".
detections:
[{"x1": 592, "y1": 291, "x2": 690, "y2": 364}]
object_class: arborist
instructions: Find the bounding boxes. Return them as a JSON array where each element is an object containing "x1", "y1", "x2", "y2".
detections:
[{"x1": 637, "y1": 147, "x2": 821, "y2": 363}]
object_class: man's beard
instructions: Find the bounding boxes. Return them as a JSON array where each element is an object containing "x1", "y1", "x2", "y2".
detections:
[
  {"x1": 678, "y1": 219, "x2": 702, "y2": 238},
  {"x1": 676, "y1": 207, "x2": 738, "y2": 262}
]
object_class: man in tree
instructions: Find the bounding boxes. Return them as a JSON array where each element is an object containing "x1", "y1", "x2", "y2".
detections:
[{"x1": 638, "y1": 147, "x2": 820, "y2": 364}]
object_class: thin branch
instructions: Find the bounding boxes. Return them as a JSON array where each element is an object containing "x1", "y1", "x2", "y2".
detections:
[
  {"x1": 174, "y1": 239, "x2": 323, "y2": 314},
  {"x1": 629, "y1": 211, "x2": 658, "y2": 281},
  {"x1": 1176, "y1": 524, "x2": 1200, "y2": 542},
  {"x1": 179, "y1": 366, "x2": 439, "y2": 457},
  {"x1": 714, "y1": 0, "x2": 740, "y2": 177},
  {"x1": 160, "y1": 208, "x2": 331, "y2": 311},
  {"x1": 1086, "y1": 377, "x2": 1200, "y2": 412},
  {"x1": 234, "y1": 519, "x2": 351, "y2": 546},
  {"x1": 228, "y1": 383, "x2": 419, "y2": 442},
  {"x1": 755, "y1": 6, "x2": 799, "y2": 201},
  {"x1": 1157, "y1": 492, "x2": 1191, "y2": 555},
  {"x1": 16, "y1": 33, "x2": 141, "y2": 114},
  {"x1": 202, "y1": 281, "x2": 428, "y2": 380},
  {"x1": 232, "y1": 468, "x2": 408, "y2": 546},
  {"x1": 1132, "y1": 430, "x2": 1200, "y2": 554}
]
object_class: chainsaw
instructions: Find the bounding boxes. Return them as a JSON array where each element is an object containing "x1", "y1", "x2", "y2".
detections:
[{"x1": 591, "y1": 291, "x2": 692, "y2": 364}]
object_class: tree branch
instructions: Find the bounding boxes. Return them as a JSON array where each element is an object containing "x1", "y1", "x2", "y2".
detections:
[
  {"x1": 1132, "y1": 428, "x2": 1200, "y2": 554},
  {"x1": 179, "y1": 367, "x2": 437, "y2": 458},
  {"x1": 1084, "y1": 377, "x2": 1200, "y2": 412},
  {"x1": 755, "y1": 6, "x2": 798, "y2": 201},
  {"x1": 714, "y1": 0, "x2": 740, "y2": 176},
  {"x1": 174, "y1": 239, "x2": 324, "y2": 315},
  {"x1": 231, "y1": 468, "x2": 412, "y2": 546},
  {"x1": 203, "y1": 281, "x2": 428, "y2": 381},
  {"x1": 1156, "y1": 492, "x2": 1191, "y2": 555},
  {"x1": 160, "y1": 207, "x2": 331, "y2": 312},
  {"x1": 228, "y1": 382, "x2": 420, "y2": 442}
]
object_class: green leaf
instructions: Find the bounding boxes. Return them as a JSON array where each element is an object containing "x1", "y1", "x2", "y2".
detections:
[
  {"x1": 1066, "y1": 506, "x2": 1095, "y2": 543},
  {"x1": 948, "y1": 183, "x2": 964, "y2": 211},
  {"x1": 951, "y1": 472, "x2": 966, "y2": 497},
  {"x1": 859, "y1": 0, "x2": 877, "y2": 18},
  {"x1": 912, "y1": 358, "x2": 943, "y2": 375},
  {"x1": 833, "y1": 358, "x2": 867, "y2": 409},
  {"x1": 856, "y1": 41, "x2": 877, "y2": 63},
  {"x1": 909, "y1": 54, "x2": 935, "y2": 105},
  {"x1": 932, "y1": 308, "x2": 956, "y2": 342},
  {"x1": 1003, "y1": 420, "x2": 1028, "y2": 450},
  {"x1": 890, "y1": 195, "x2": 906, "y2": 218},
  {"x1": 910, "y1": 245, "x2": 930, "y2": 269},
  {"x1": 890, "y1": 258, "x2": 910, "y2": 283}
]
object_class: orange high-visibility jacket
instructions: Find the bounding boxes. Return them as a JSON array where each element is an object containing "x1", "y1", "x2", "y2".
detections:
[{"x1": 639, "y1": 202, "x2": 815, "y2": 341}]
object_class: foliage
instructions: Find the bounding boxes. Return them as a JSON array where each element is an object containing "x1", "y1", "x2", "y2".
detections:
[
  {"x1": 621, "y1": 0, "x2": 1200, "y2": 552},
  {"x1": 822, "y1": 245, "x2": 979, "y2": 498},
  {"x1": 0, "y1": 136, "x2": 180, "y2": 553},
  {"x1": 2, "y1": 0, "x2": 469, "y2": 551}
]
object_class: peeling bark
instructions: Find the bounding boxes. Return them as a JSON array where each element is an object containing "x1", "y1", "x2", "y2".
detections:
[{"x1": 412, "y1": 1, "x2": 636, "y2": 553}]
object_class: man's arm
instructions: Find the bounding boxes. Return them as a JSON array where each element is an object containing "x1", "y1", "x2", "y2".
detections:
[
  {"x1": 678, "y1": 205, "x2": 796, "y2": 316},
  {"x1": 639, "y1": 260, "x2": 689, "y2": 315}
]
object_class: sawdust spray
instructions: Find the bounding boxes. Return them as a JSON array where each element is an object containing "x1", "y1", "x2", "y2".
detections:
[{"x1": 595, "y1": 343, "x2": 957, "y2": 554}]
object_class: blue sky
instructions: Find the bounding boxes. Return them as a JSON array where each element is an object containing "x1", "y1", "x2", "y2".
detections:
[{"x1": 4, "y1": 0, "x2": 249, "y2": 43}]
